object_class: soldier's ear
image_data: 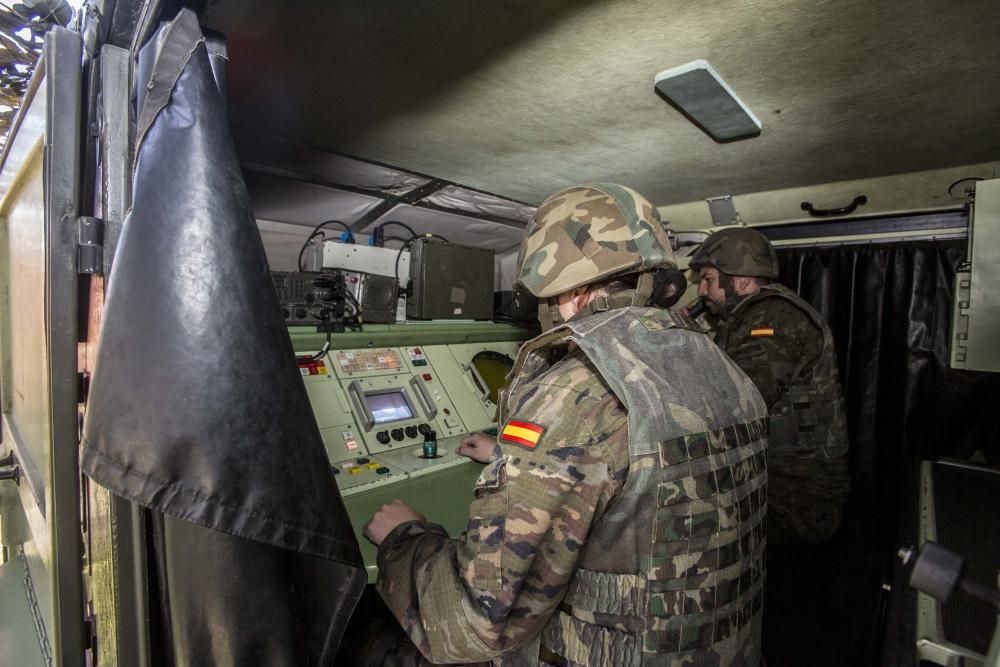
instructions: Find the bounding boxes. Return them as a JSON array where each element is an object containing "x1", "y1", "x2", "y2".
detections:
[
  {"x1": 732, "y1": 276, "x2": 757, "y2": 296},
  {"x1": 573, "y1": 286, "x2": 593, "y2": 310}
]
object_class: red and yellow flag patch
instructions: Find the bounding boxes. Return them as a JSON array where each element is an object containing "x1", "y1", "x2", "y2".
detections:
[
  {"x1": 750, "y1": 328, "x2": 775, "y2": 337},
  {"x1": 500, "y1": 419, "x2": 545, "y2": 450}
]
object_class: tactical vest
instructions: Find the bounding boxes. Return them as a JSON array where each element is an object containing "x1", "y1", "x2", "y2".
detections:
[
  {"x1": 720, "y1": 284, "x2": 849, "y2": 460},
  {"x1": 500, "y1": 307, "x2": 768, "y2": 667}
]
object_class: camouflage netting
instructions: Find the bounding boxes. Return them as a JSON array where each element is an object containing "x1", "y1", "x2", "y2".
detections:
[{"x1": 0, "y1": 1, "x2": 75, "y2": 149}]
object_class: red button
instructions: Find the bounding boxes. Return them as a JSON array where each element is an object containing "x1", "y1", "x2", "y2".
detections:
[
  {"x1": 422, "y1": 373, "x2": 432, "y2": 381},
  {"x1": 413, "y1": 348, "x2": 421, "y2": 354},
  {"x1": 443, "y1": 408, "x2": 451, "y2": 415}
]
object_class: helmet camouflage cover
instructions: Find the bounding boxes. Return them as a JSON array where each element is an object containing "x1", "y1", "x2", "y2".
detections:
[
  {"x1": 688, "y1": 226, "x2": 780, "y2": 279},
  {"x1": 515, "y1": 183, "x2": 676, "y2": 299}
]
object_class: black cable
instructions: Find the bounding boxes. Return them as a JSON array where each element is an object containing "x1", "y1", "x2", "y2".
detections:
[
  {"x1": 344, "y1": 287, "x2": 362, "y2": 316},
  {"x1": 377, "y1": 220, "x2": 418, "y2": 239},
  {"x1": 297, "y1": 220, "x2": 353, "y2": 271},
  {"x1": 395, "y1": 238, "x2": 415, "y2": 288},
  {"x1": 297, "y1": 337, "x2": 331, "y2": 363}
]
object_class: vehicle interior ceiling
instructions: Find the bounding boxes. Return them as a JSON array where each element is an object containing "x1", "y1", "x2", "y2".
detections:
[
  {"x1": 199, "y1": 2, "x2": 1000, "y2": 665},
  {"x1": 202, "y1": 0, "x2": 1000, "y2": 273}
]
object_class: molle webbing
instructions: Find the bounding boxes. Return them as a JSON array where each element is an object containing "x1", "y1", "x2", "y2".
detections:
[
  {"x1": 733, "y1": 284, "x2": 848, "y2": 460},
  {"x1": 540, "y1": 307, "x2": 768, "y2": 666}
]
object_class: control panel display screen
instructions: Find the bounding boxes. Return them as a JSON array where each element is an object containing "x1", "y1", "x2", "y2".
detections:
[{"x1": 366, "y1": 391, "x2": 414, "y2": 424}]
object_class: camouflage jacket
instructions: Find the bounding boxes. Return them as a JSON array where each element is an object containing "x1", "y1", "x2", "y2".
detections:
[
  {"x1": 716, "y1": 283, "x2": 850, "y2": 544},
  {"x1": 377, "y1": 307, "x2": 768, "y2": 666}
]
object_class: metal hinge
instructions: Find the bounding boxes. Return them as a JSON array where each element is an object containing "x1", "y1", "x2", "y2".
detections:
[
  {"x1": 949, "y1": 270, "x2": 972, "y2": 369},
  {"x1": 78, "y1": 216, "x2": 104, "y2": 275},
  {"x1": 706, "y1": 195, "x2": 741, "y2": 226},
  {"x1": 84, "y1": 603, "x2": 99, "y2": 665},
  {"x1": 78, "y1": 371, "x2": 90, "y2": 404}
]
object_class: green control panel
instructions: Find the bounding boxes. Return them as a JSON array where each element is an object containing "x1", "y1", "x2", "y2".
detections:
[{"x1": 298, "y1": 338, "x2": 522, "y2": 580}]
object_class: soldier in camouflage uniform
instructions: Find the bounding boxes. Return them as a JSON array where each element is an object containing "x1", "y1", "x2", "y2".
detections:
[
  {"x1": 365, "y1": 184, "x2": 768, "y2": 666},
  {"x1": 688, "y1": 227, "x2": 850, "y2": 545}
]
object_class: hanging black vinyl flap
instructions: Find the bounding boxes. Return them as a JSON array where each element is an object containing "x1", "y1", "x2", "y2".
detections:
[{"x1": 81, "y1": 9, "x2": 364, "y2": 662}]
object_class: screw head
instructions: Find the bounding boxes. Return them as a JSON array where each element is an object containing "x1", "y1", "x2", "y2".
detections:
[{"x1": 897, "y1": 546, "x2": 915, "y2": 565}]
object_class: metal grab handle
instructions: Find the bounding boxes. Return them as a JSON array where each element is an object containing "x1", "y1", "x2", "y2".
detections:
[
  {"x1": 800, "y1": 195, "x2": 867, "y2": 217},
  {"x1": 462, "y1": 363, "x2": 489, "y2": 400},
  {"x1": 0, "y1": 466, "x2": 20, "y2": 485},
  {"x1": 409, "y1": 376, "x2": 438, "y2": 420},
  {"x1": 347, "y1": 381, "x2": 375, "y2": 431}
]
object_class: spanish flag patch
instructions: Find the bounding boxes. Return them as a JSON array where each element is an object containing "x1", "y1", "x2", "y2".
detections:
[
  {"x1": 751, "y1": 328, "x2": 775, "y2": 337},
  {"x1": 500, "y1": 419, "x2": 546, "y2": 450}
]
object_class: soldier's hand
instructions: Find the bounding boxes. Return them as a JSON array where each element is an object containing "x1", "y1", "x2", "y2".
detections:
[
  {"x1": 456, "y1": 432, "x2": 495, "y2": 463},
  {"x1": 363, "y1": 499, "x2": 426, "y2": 546}
]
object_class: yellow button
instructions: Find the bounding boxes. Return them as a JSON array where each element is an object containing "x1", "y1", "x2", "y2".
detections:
[
  {"x1": 367, "y1": 463, "x2": 380, "y2": 470},
  {"x1": 349, "y1": 466, "x2": 363, "y2": 475}
]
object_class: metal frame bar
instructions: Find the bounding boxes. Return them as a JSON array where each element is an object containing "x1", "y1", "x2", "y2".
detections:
[
  {"x1": 772, "y1": 229, "x2": 968, "y2": 249},
  {"x1": 756, "y1": 209, "x2": 968, "y2": 243},
  {"x1": 44, "y1": 26, "x2": 86, "y2": 666},
  {"x1": 348, "y1": 177, "x2": 448, "y2": 232},
  {"x1": 242, "y1": 163, "x2": 531, "y2": 231},
  {"x1": 92, "y1": 43, "x2": 151, "y2": 667}
]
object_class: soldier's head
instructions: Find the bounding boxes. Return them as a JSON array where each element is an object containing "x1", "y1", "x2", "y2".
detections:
[
  {"x1": 515, "y1": 183, "x2": 676, "y2": 330},
  {"x1": 688, "y1": 227, "x2": 779, "y2": 315}
]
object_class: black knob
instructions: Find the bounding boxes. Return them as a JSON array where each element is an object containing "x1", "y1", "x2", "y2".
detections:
[
  {"x1": 390, "y1": 428, "x2": 405, "y2": 442},
  {"x1": 375, "y1": 431, "x2": 391, "y2": 445},
  {"x1": 295, "y1": 308, "x2": 307, "y2": 319},
  {"x1": 417, "y1": 423, "x2": 433, "y2": 436},
  {"x1": 282, "y1": 308, "x2": 290, "y2": 320},
  {"x1": 404, "y1": 426, "x2": 418, "y2": 439}
]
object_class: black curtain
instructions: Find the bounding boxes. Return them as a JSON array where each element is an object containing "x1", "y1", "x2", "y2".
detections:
[
  {"x1": 763, "y1": 238, "x2": 1000, "y2": 666},
  {"x1": 82, "y1": 11, "x2": 365, "y2": 665}
]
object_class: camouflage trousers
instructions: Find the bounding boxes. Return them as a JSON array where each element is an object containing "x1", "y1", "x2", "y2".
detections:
[{"x1": 767, "y1": 454, "x2": 849, "y2": 545}]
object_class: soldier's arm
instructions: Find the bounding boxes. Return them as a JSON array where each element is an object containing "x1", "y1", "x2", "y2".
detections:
[
  {"x1": 726, "y1": 299, "x2": 822, "y2": 407},
  {"x1": 375, "y1": 370, "x2": 627, "y2": 663}
]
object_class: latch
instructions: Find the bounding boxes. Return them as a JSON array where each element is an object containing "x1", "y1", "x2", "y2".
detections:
[
  {"x1": 0, "y1": 451, "x2": 19, "y2": 486},
  {"x1": 78, "y1": 216, "x2": 104, "y2": 275}
]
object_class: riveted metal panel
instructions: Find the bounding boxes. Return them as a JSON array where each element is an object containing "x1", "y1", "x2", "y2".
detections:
[{"x1": 963, "y1": 180, "x2": 1000, "y2": 371}]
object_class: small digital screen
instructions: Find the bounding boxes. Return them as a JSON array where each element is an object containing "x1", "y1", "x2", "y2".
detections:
[{"x1": 366, "y1": 391, "x2": 413, "y2": 424}]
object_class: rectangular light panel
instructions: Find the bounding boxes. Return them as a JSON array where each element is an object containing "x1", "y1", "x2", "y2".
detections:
[{"x1": 654, "y1": 60, "x2": 761, "y2": 141}]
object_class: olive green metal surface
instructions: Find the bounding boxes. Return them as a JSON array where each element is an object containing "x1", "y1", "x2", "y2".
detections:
[
  {"x1": 289, "y1": 321, "x2": 535, "y2": 354},
  {"x1": 343, "y1": 460, "x2": 484, "y2": 583},
  {"x1": 962, "y1": 179, "x2": 1000, "y2": 372},
  {"x1": 0, "y1": 551, "x2": 48, "y2": 665}
]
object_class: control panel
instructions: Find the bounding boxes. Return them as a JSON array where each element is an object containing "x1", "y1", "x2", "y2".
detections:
[{"x1": 300, "y1": 342, "x2": 517, "y2": 496}]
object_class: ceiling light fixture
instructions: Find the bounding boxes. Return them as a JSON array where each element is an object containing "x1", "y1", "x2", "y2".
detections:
[{"x1": 654, "y1": 60, "x2": 761, "y2": 141}]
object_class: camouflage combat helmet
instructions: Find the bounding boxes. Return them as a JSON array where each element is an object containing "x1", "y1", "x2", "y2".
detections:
[
  {"x1": 689, "y1": 226, "x2": 780, "y2": 279},
  {"x1": 515, "y1": 183, "x2": 676, "y2": 299}
]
